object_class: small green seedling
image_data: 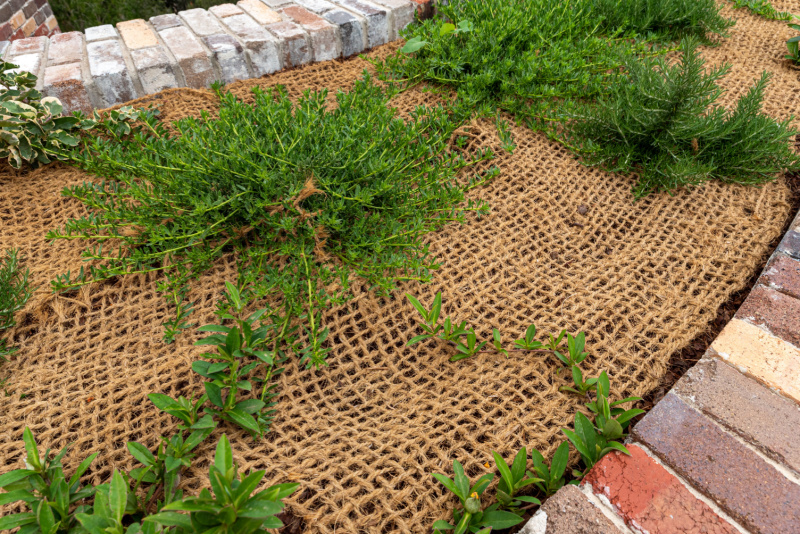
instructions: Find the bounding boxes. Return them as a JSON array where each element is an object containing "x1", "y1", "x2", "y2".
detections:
[
  {"x1": 492, "y1": 448, "x2": 542, "y2": 513},
  {"x1": 529, "y1": 442, "x2": 570, "y2": 496}
]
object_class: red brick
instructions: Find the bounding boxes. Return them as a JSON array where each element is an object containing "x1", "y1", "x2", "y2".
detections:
[
  {"x1": 761, "y1": 254, "x2": 800, "y2": 299},
  {"x1": 0, "y1": 23, "x2": 12, "y2": 42},
  {"x1": 633, "y1": 393, "x2": 800, "y2": 534},
  {"x1": 583, "y1": 444, "x2": 737, "y2": 534},
  {"x1": 32, "y1": 22, "x2": 48, "y2": 37},
  {"x1": 735, "y1": 285, "x2": 800, "y2": 348}
]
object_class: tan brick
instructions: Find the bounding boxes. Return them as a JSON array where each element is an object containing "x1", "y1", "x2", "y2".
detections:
[
  {"x1": 46, "y1": 16, "x2": 58, "y2": 31},
  {"x1": 710, "y1": 318, "x2": 800, "y2": 402},
  {"x1": 21, "y1": 16, "x2": 36, "y2": 37},
  {"x1": 237, "y1": 0, "x2": 282, "y2": 24},
  {"x1": 10, "y1": 10, "x2": 25, "y2": 31},
  {"x1": 116, "y1": 19, "x2": 158, "y2": 50}
]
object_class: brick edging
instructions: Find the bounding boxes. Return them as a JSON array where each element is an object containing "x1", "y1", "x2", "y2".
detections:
[
  {"x1": 526, "y1": 208, "x2": 800, "y2": 533},
  {"x1": 0, "y1": 0, "x2": 436, "y2": 112}
]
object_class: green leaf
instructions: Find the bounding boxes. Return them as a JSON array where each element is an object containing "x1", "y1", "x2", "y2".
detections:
[
  {"x1": 127, "y1": 442, "x2": 156, "y2": 467},
  {"x1": 147, "y1": 393, "x2": 180, "y2": 412},
  {"x1": 0, "y1": 512, "x2": 36, "y2": 530},
  {"x1": 205, "y1": 382, "x2": 224, "y2": 408},
  {"x1": 492, "y1": 450, "x2": 515, "y2": 494},
  {"x1": 214, "y1": 434, "x2": 233, "y2": 474},
  {"x1": 69, "y1": 452, "x2": 99, "y2": 487},
  {"x1": 550, "y1": 441, "x2": 569, "y2": 481},
  {"x1": 400, "y1": 36, "x2": 429, "y2": 54},
  {"x1": 432, "y1": 519, "x2": 455, "y2": 529},
  {"x1": 407, "y1": 334, "x2": 431, "y2": 346},
  {"x1": 237, "y1": 498, "x2": 284, "y2": 518},
  {"x1": 144, "y1": 511, "x2": 193, "y2": 529},
  {"x1": 477, "y1": 510, "x2": 524, "y2": 529},
  {"x1": 602, "y1": 418, "x2": 624, "y2": 441},
  {"x1": 109, "y1": 469, "x2": 127, "y2": 523},
  {"x1": 1, "y1": 100, "x2": 37, "y2": 117},
  {"x1": 516, "y1": 495, "x2": 541, "y2": 504},
  {"x1": 22, "y1": 428, "x2": 41, "y2": 470},
  {"x1": 440, "y1": 23, "x2": 456, "y2": 36},
  {"x1": 0, "y1": 489, "x2": 32, "y2": 505},
  {"x1": 226, "y1": 407, "x2": 261, "y2": 434},
  {"x1": 452, "y1": 460, "x2": 470, "y2": 500},
  {"x1": 432, "y1": 473, "x2": 459, "y2": 498},
  {"x1": 0, "y1": 469, "x2": 35, "y2": 487},
  {"x1": 41, "y1": 97, "x2": 63, "y2": 116},
  {"x1": 36, "y1": 500, "x2": 57, "y2": 534},
  {"x1": 233, "y1": 470, "x2": 266, "y2": 507}
]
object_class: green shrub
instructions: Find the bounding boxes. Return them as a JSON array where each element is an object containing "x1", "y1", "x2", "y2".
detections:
[
  {"x1": 562, "y1": 39, "x2": 800, "y2": 197},
  {"x1": 50, "y1": 76, "x2": 496, "y2": 364},
  {"x1": 593, "y1": 0, "x2": 734, "y2": 41}
]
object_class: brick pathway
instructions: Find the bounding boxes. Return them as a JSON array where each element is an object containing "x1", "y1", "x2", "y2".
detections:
[
  {"x1": 523, "y1": 209, "x2": 800, "y2": 533},
  {"x1": 0, "y1": 0, "x2": 435, "y2": 112}
]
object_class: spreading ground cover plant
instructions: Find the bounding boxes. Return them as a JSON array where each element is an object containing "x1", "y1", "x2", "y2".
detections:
[
  {"x1": 563, "y1": 39, "x2": 800, "y2": 197},
  {"x1": 0, "y1": 248, "x2": 33, "y2": 363},
  {"x1": 408, "y1": 292, "x2": 644, "y2": 530},
  {"x1": 786, "y1": 21, "x2": 800, "y2": 63},
  {"x1": 50, "y1": 77, "x2": 496, "y2": 363},
  {"x1": 731, "y1": 0, "x2": 792, "y2": 21}
]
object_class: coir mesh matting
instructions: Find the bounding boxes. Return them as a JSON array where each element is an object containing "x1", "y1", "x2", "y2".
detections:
[{"x1": 1, "y1": 4, "x2": 799, "y2": 532}]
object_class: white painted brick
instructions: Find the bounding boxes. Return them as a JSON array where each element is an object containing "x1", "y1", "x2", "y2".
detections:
[
  {"x1": 281, "y1": 5, "x2": 339, "y2": 62},
  {"x1": 87, "y1": 39, "x2": 137, "y2": 107},
  {"x1": 150, "y1": 13, "x2": 182, "y2": 31},
  {"x1": 209, "y1": 4, "x2": 244, "y2": 18},
  {"x1": 8, "y1": 52, "x2": 44, "y2": 80},
  {"x1": 130, "y1": 46, "x2": 180, "y2": 94},
  {"x1": 47, "y1": 32, "x2": 84, "y2": 67},
  {"x1": 323, "y1": 9, "x2": 365, "y2": 57},
  {"x1": 85, "y1": 25, "x2": 118, "y2": 42},
  {"x1": 203, "y1": 34, "x2": 251, "y2": 83},
  {"x1": 179, "y1": 8, "x2": 224, "y2": 37},
  {"x1": 260, "y1": 0, "x2": 295, "y2": 8},
  {"x1": 218, "y1": 13, "x2": 282, "y2": 75},
  {"x1": 237, "y1": 0, "x2": 282, "y2": 24},
  {"x1": 159, "y1": 26, "x2": 216, "y2": 89},
  {"x1": 332, "y1": 0, "x2": 388, "y2": 47},
  {"x1": 0, "y1": 41, "x2": 9, "y2": 58},
  {"x1": 294, "y1": 0, "x2": 338, "y2": 13},
  {"x1": 266, "y1": 21, "x2": 311, "y2": 67},
  {"x1": 42, "y1": 62, "x2": 93, "y2": 112},
  {"x1": 371, "y1": 0, "x2": 414, "y2": 40},
  {"x1": 7, "y1": 36, "x2": 47, "y2": 57}
]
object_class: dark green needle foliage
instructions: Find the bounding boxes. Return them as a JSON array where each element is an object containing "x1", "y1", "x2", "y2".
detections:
[
  {"x1": 563, "y1": 39, "x2": 800, "y2": 198},
  {"x1": 382, "y1": 0, "x2": 732, "y2": 127},
  {"x1": 49, "y1": 76, "x2": 495, "y2": 364}
]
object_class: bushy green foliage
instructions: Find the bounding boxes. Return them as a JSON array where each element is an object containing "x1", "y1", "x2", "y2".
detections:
[
  {"x1": 50, "y1": 77, "x2": 495, "y2": 363},
  {"x1": 563, "y1": 39, "x2": 800, "y2": 197},
  {"x1": 0, "y1": 428, "x2": 297, "y2": 534},
  {"x1": 731, "y1": 0, "x2": 792, "y2": 21},
  {"x1": 383, "y1": 0, "x2": 732, "y2": 126},
  {"x1": 593, "y1": 0, "x2": 734, "y2": 40},
  {"x1": 0, "y1": 248, "x2": 33, "y2": 362},
  {"x1": 51, "y1": 0, "x2": 224, "y2": 32}
]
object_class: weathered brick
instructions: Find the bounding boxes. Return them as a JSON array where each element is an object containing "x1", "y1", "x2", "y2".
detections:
[
  {"x1": 260, "y1": 0, "x2": 294, "y2": 7},
  {"x1": 217, "y1": 13, "x2": 281, "y2": 75},
  {"x1": 371, "y1": 0, "x2": 414, "y2": 40},
  {"x1": 179, "y1": 8, "x2": 223, "y2": 37},
  {"x1": 778, "y1": 229, "x2": 800, "y2": 260},
  {"x1": 42, "y1": 62, "x2": 92, "y2": 112},
  {"x1": 208, "y1": 3, "x2": 243, "y2": 18},
  {"x1": 7, "y1": 34, "x2": 46, "y2": 56},
  {"x1": 21, "y1": 16, "x2": 35, "y2": 37},
  {"x1": 32, "y1": 22, "x2": 49, "y2": 37},
  {"x1": 21, "y1": 0, "x2": 34, "y2": 18},
  {"x1": 0, "y1": 24, "x2": 12, "y2": 42},
  {"x1": 266, "y1": 20, "x2": 312, "y2": 67},
  {"x1": 158, "y1": 26, "x2": 215, "y2": 89},
  {"x1": 47, "y1": 31, "x2": 83, "y2": 66},
  {"x1": 323, "y1": 9, "x2": 364, "y2": 57},
  {"x1": 761, "y1": 253, "x2": 800, "y2": 300},
  {"x1": 521, "y1": 485, "x2": 625, "y2": 534},
  {"x1": 0, "y1": 4, "x2": 11, "y2": 23},
  {"x1": 149, "y1": 13, "x2": 182, "y2": 31},
  {"x1": 9, "y1": 9, "x2": 24, "y2": 30},
  {"x1": 583, "y1": 444, "x2": 737, "y2": 534},
  {"x1": 333, "y1": 0, "x2": 388, "y2": 47},
  {"x1": 203, "y1": 33, "x2": 250, "y2": 83},
  {"x1": 33, "y1": 8, "x2": 44, "y2": 26},
  {"x1": 44, "y1": 14, "x2": 57, "y2": 31},
  {"x1": 409, "y1": 0, "x2": 433, "y2": 18},
  {"x1": 0, "y1": 40, "x2": 9, "y2": 58},
  {"x1": 295, "y1": 0, "x2": 338, "y2": 13},
  {"x1": 7, "y1": 52, "x2": 42, "y2": 78},
  {"x1": 673, "y1": 358, "x2": 800, "y2": 474},
  {"x1": 84, "y1": 24, "x2": 117, "y2": 42},
  {"x1": 634, "y1": 393, "x2": 800, "y2": 534},
  {"x1": 736, "y1": 285, "x2": 800, "y2": 348},
  {"x1": 237, "y1": 0, "x2": 282, "y2": 25},
  {"x1": 87, "y1": 39, "x2": 137, "y2": 107},
  {"x1": 129, "y1": 46, "x2": 179, "y2": 94},
  {"x1": 281, "y1": 5, "x2": 339, "y2": 61},
  {"x1": 116, "y1": 19, "x2": 159, "y2": 50},
  {"x1": 710, "y1": 318, "x2": 800, "y2": 402}
]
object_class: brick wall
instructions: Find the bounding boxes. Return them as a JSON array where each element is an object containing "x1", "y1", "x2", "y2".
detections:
[
  {"x1": 0, "y1": 0, "x2": 59, "y2": 42},
  {"x1": 0, "y1": 0, "x2": 436, "y2": 113}
]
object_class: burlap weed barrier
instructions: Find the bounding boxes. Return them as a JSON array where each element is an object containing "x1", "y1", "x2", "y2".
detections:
[{"x1": 2, "y1": 3, "x2": 800, "y2": 532}]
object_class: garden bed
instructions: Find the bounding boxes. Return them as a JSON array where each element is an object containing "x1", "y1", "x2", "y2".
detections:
[{"x1": 2, "y1": 3, "x2": 800, "y2": 532}]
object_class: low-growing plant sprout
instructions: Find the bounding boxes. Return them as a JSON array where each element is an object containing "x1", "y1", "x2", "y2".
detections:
[
  {"x1": 50, "y1": 76, "x2": 497, "y2": 365},
  {"x1": 732, "y1": 0, "x2": 792, "y2": 20}
]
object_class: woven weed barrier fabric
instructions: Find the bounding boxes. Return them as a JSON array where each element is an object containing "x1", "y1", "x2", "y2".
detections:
[{"x1": 1, "y1": 4, "x2": 799, "y2": 531}]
